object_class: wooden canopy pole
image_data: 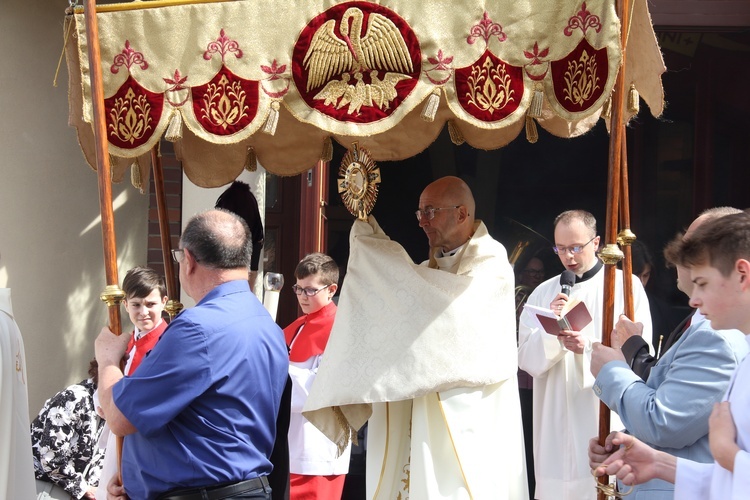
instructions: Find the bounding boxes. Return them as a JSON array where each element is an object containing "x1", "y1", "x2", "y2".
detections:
[
  {"x1": 83, "y1": 0, "x2": 126, "y2": 483},
  {"x1": 83, "y1": 0, "x2": 123, "y2": 331},
  {"x1": 618, "y1": 141, "x2": 635, "y2": 319},
  {"x1": 150, "y1": 147, "x2": 184, "y2": 319},
  {"x1": 597, "y1": 0, "x2": 632, "y2": 497}
]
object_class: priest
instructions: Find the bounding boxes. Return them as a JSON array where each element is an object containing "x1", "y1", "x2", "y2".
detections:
[
  {"x1": 304, "y1": 176, "x2": 528, "y2": 500},
  {"x1": 518, "y1": 209, "x2": 653, "y2": 500}
]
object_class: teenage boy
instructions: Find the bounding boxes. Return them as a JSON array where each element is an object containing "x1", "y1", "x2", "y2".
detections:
[
  {"x1": 95, "y1": 266, "x2": 168, "y2": 500},
  {"x1": 590, "y1": 210, "x2": 750, "y2": 499},
  {"x1": 284, "y1": 253, "x2": 350, "y2": 499}
]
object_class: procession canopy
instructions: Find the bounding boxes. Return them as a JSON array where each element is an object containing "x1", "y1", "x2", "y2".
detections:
[{"x1": 66, "y1": 0, "x2": 665, "y2": 187}]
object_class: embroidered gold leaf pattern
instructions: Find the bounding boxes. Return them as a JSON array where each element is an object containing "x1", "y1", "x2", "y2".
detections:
[
  {"x1": 108, "y1": 88, "x2": 153, "y2": 144},
  {"x1": 200, "y1": 74, "x2": 249, "y2": 129},
  {"x1": 465, "y1": 55, "x2": 515, "y2": 114},
  {"x1": 563, "y1": 49, "x2": 600, "y2": 106}
]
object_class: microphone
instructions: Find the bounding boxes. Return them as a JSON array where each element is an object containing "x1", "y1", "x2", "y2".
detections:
[{"x1": 560, "y1": 270, "x2": 575, "y2": 297}]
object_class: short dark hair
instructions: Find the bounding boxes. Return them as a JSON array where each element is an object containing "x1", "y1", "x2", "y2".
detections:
[
  {"x1": 88, "y1": 358, "x2": 99, "y2": 386},
  {"x1": 553, "y1": 210, "x2": 597, "y2": 236},
  {"x1": 295, "y1": 253, "x2": 339, "y2": 286},
  {"x1": 215, "y1": 181, "x2": 264, "y2": 271},
  {"x1": 122, "y1": 266, "x2": 167, "y2": 300},
  {"x1": 181, "y1": 209, "x2": 251, "y2": 270},
  {"x1": 665, "y1": 210, "x2": 750, "y2": 277}
]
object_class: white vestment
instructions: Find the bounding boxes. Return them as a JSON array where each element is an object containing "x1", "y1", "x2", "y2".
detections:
[
  {"x1": 674, "y1": 334, "x2": 750, "y2": 500},
  {"x1": 304, "y1": 217, "x2": 528, "y2": 500},
  {"x1": 518, "y1": 268, "x2": 652, "y2": 500},
  {"x1": 0, "y1": 288, "x2": 36, "y2": 500}
]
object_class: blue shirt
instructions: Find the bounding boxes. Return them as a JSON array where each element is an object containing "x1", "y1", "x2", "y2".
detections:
[{"x1": 113, "y1": 280, "x2": 288, "y2": 500}]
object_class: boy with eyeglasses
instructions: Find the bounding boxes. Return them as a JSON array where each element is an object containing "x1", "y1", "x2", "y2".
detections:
[
  {"x1": 283, "y1": 253, "x2": 350, "y2": 499},
  {"x1": 518, "y1": 209, "x2": 653, "y2": 500}
]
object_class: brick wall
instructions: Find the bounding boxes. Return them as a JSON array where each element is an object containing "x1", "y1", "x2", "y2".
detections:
[{"x1": 146, "y1": 141, "x2": 183, "y2": 295}]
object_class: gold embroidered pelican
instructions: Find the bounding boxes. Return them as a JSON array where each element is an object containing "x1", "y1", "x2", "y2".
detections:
[{"x1": 303, "y1": 7, "x2": 414, "y2": 93}]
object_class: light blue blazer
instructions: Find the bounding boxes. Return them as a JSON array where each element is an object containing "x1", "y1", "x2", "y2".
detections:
[{"x1": 594, "y1": 316, "x2": 749, "y2": 500}]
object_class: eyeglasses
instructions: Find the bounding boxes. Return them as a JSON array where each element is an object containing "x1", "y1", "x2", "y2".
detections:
[
  {"x1": 292, "y1": 284, "x2": 332, "y2": 296},
  {"x1": 552, "y1": 236, "x2": 596, "y2": 255},
  {"x1": 415, "y1": 205, "x2": 460, "y2": 222},
  {"x1": 171, "y1": 249, "x2": 185, "y2": 263}
]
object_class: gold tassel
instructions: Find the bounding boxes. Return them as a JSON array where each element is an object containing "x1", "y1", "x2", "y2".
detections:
[
  {"x1": 602, "y1": 94, "x2": 613, "y2": 120},
  {"x1": 130, "y1": 158, "x2": 144, "y2": 192},
  {"x1": 262, "y1": 101, "x2": 280, "y2": 136},
  {"x1": 244, "y1": 147, "x2": 257, "y2": 172},
  {"x1": 420, "y1": 88, "x2": 441, "y2": 122},
  {"x1": 165, "y1": 110, "x2": 183, "y2": 142},
  {"x1": 525, "y1": 115, "x2": 539, "y2": 144},
  {"x1": 528, "y1": 84, "x2": 544, "y2": 118},
  {"x1": 447, "y1": 120, "x2": 465, "y2": 145},
  {"x1": 628, "y1": 83, "x2": 640, "y2": 114},
  {"x1": 321, "y1": 137, "x2": 333, "y2": 162}
]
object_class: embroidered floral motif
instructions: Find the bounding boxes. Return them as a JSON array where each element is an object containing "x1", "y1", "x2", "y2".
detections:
[
  {"x1": 108, "y1": 87, "x2": 153, "y2": 144},
  {"x1": 423, "y1": 49, "x2": 453, "y2": 85},
  {"x1": 466, "y1": 55, "x2": 516, "y2": 114},
  {"x1": 111, "y1": 40, "x2": 148, "y2": 74},
  {"x1": 397, "y1": 457, "x2": 410, "y2": 499},
  {"x1": 15, "y1": 341, "x2": 24, "y2": 384},
  {"x1": 524, "y1": 42, "x2": 550, "y2": 65},
  {"x1": 563, "y1": 49, "x2": 601, "y2": 106},
  {"x1": 164, "y1": 69, "x2": 190, "y2": 107},
  {"x1": 260, "y1": 60, "x2": 291, "y2": 98},
  {"x1": 564, "y1": 2, "x2": 602, "y2": 36},
  {"x1": 200, "y1": 74, "x2": 250, "y2": 129},
  {"x1": 203, "y1": 29, "x2": 243, "y2": 63},
  {"x1": 467, "y1": 11, "x2": 507, "y2": 48}
]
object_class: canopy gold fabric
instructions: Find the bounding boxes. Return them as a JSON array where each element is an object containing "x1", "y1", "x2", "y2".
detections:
[{"x1": 66, "y1": 0, "x2": 665, "y2": 186}]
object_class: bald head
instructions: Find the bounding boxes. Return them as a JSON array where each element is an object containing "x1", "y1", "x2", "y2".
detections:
[
  {"x1": 421, "y1": 176, "x2": 476, "y2": 218},
  {"x1": 418, "y1": 176, "x2": 476, "y2": 251},
  {"x1": 181, "y1": 209, "x2": 252, "y2": 270}
]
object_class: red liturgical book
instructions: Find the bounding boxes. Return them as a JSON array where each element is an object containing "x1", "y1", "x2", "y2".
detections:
[{"x1": 524, "y1": 299, "x2": 593, "y2": 334}]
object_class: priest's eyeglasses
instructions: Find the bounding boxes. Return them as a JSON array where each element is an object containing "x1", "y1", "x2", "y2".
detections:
[
  {"x1": 415, "y1": 205, "x2": 460, "y2": 222},
  {"x1": 292, "y1": 284, "x2": 332, "y2": 296},
  {"x1": 552, "y1": 236, "x2": 596, "y2": 255}
]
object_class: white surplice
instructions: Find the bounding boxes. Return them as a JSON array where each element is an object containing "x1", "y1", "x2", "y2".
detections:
[
  {"x1": 674, "y1": 334, "x2": 750, "y2": 500},
  {"x1": 0, "y1": 288, "x2": 36, "y2": 500},
  {"x1": 518, "y1": 268, "x2": 652, "y2": 500}
]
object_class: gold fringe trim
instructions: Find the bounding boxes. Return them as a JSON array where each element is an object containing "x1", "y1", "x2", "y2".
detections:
[
  {"x1": 321, "y1": 137, "x2": 333, "y2": 162},
  {"x1": 421, "y1": 88, "x2": 441, "y2": 122},
  {"x1": 130, "y1": 158, "x2": 144, "y2": 193},
  {"x1": 525, "y1": 115, "x2": 539, "y2": 144},
  {"x1": 628, "y1": 83, "x2": 640, "y2": 114},
  {"x1": 332, "y1": 406, "x2": 356, "y2": 457},
  {"x1": 165, "y1": 110, "x2": 183, "y2": 142},
  {"x1": 602, "y1": 94, "x2": 613, "y2": 120},
  {"x1": 244, "y1": 147, "x2": 257, "y2": 172},
  {"x1": 528, "y1": 84, "x2": 544, "y2": 118},
  {"x1": 262, "y1": 101, "x2": 280, "y2": 136},
  {"x1": 447, "y1": 120, "x2": 465, "y2": 145}
]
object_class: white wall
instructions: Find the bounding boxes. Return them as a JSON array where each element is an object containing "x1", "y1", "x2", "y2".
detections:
[
  {"x1": 180, "y1": 169, "x2": 266, "y2": 308},
  {"x1": 0, "y1": 3, "x2": 149, "y2": 416}
]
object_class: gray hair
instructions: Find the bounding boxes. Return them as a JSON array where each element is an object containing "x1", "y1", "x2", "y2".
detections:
[{"x1": 180, "y1": 209, "x2": 251, "y2": 270}]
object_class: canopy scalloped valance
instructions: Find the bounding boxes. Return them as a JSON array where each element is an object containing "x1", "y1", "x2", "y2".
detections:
[{"x1": 66, "y1": 0, "x2": 665, "y2": 187}]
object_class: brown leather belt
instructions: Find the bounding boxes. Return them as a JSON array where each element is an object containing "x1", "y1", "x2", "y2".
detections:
[{"x1": 157, "y1": 476, "x2": 269, "y2": 500}]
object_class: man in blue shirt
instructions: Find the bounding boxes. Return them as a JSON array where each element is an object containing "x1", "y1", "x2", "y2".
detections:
[{"x1": 95, "y1": 209, "x2": 288, "y2": 500}]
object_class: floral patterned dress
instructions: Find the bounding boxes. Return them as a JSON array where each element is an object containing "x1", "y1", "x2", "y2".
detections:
[{"x1": 31, "y1": 378, "x2": 105, "y2": 499}]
